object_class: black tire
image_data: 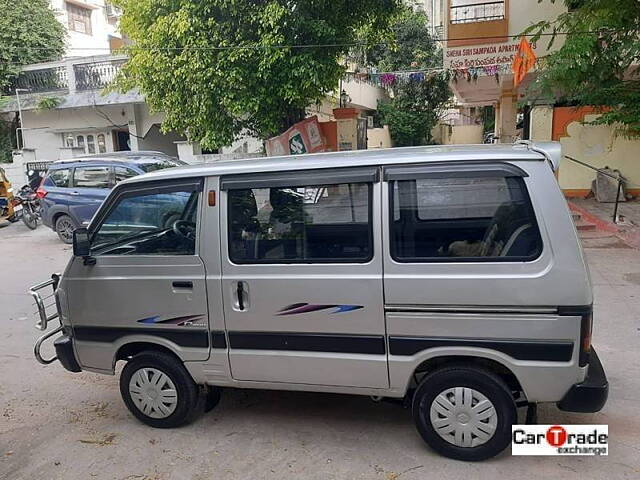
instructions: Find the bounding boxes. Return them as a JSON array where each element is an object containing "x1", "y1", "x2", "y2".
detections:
[
  {"x1": 120, "y1": 350, "x2": 202, "y2": 428},
  {"x1": 55, "y1": 214, "x2": 77, "y2": 244},
  {"x1": 204, "y1": 386, "x2": 222, "y2": 413},
  {"x1": 22, "y1": 204, "x2": 38, "y2": 230},
  {"x1": 412, "y1": 365, "x2": 517, "y2": 461}
]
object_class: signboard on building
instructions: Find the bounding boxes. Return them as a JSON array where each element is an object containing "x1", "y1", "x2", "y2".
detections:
[
  {"x1": 265, "y1": 116, "x2": 328, "y2": 156},
  {"x1": 444, "y1": 41, "x2": 538, "y2": 70}
]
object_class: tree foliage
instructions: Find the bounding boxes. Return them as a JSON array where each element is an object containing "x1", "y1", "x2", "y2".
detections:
[
  {"x1": 0, "y1": 0, "x2": 66, "y2": 90},
  {"x1": 525, "y1": 0, "x2": 640, "y2": 135},
  {"x1": 113, "y1": 0, "x2": 401, "y2": 149},
  {"x1": 366, "y1": 9, "x2": 451, "y2": 146}
]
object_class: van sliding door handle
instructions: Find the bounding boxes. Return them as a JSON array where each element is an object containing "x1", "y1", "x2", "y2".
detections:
[
  {"x1": 172, "y1": 281, "x2": 193, "y2": 289},
  {"x1": 236, "y1": 281, "x2": 245, "y2": 311}
]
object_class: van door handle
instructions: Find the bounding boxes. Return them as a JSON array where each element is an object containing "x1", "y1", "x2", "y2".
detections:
[
  {"x1": 172, "y1": 281, "x2": 193, "y2": 289},
  {"x1": 236, "y1": 281, "x2": 245, "y2": 311}
]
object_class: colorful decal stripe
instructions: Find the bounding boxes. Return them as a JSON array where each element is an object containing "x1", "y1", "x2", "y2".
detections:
[
  {"x1": 277, "y1": 303, "x2": 363, "y2": 316},
  {"x1": 137, "y1": 314, "x2": 205, "y2": 326}
]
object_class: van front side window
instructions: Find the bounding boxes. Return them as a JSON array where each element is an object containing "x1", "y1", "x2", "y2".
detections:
[
  {"x1": 92, "y1": 189, "x2": 200, "y2": 256},
  {"x1": 391, "y1": 176, "x2": 542, "y2": 261},
  {"x1": 228, "y1": 182, "x2": 371, "y2": 263}
]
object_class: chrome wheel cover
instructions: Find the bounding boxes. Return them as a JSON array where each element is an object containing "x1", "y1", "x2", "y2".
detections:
[
  {"x1": 129, "y1": 367, "x2": 178, "y2": 419},
  {"x1": 429, "y1": 387, "x2": 497, "y2": 448}
]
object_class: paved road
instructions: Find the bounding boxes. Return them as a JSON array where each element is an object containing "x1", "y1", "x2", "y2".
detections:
[{"x1": 1, "y1": 223, "x2": 639, "y2": 480}]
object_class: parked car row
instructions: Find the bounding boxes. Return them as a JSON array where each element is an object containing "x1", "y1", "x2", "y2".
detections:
[{"x1": 38, "y1": 151, "x2": 185, "y2": 243}]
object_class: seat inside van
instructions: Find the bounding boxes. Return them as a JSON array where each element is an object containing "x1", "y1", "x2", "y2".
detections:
[{"x1": 391, "y1": 176, "x2": 542, "y2": 261}]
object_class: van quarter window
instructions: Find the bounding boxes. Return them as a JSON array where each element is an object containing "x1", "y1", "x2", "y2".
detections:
[
  {"x1": 228, "y1": 182, "x2": 372, "y2": 263},
  {"x1": 391, "y1": 176, "x2": 542, "y2": 261},
  {"x1": 91, "y1": 189, "x2": 200, "y2": 256}
]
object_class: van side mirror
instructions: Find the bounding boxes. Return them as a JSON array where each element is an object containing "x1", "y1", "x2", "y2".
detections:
[{"x1": 73, "y1": 228, "x2": 95, "y2": 265}]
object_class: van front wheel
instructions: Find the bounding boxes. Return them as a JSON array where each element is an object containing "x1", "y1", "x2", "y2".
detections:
[
  {"x1": 120, "y1": 351, "x2": 201, "y2": 428},
  {"x1": 412, "y1": 366, "x2": 516, "y2": 461}
]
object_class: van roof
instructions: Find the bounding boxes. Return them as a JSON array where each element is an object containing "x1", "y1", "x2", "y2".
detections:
[{"x1": 124, "y1": 142, "x2": 560, "y2": 185}]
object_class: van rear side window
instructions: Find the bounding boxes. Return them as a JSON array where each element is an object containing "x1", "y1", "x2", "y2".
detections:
[
  {"x1": 228, "y1": 182, "x2": 372, "y2": 263},
  {"x1": 391, "y1": 176, "x2": 542, "y2": 262}
]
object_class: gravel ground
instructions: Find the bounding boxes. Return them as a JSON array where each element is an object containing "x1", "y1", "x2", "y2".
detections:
[{"x1": 1, "y1": 223, "x2": 639, "y2": 480}]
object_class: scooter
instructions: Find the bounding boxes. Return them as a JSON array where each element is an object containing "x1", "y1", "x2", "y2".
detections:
[{"x1": 11, "y1": 184, "x2": 41, "y2": 230}]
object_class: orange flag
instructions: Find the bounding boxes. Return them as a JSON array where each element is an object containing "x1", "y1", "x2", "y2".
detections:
[{"x1": 512, "y1": 37, "x2": 537, "y2": 87}]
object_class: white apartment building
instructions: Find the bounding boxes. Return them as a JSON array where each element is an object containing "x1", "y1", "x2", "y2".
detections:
[
  {"x1": 1, "y1": 0, "x2": 387, "y2": 178},
  {"x1": 49, "y1": 0, "x2": 123, "y2": 57},
  {"x1": 0, "y1": 0, "x2": 188, "y2": 168},
  {"x1": 408, "y1": 0, "x2": 445, "y2": 37}
]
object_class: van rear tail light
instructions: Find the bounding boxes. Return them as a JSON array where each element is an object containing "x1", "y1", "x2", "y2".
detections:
[
  {"x1": 579, "y1": 309, "x2": 593, "y2": 367},
  {"x1": 36, "y1": 186, "x2": 48, "y2": 199}
]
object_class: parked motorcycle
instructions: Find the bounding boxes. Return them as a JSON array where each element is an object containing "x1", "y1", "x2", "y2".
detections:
[{"x1": 11, "y1": 184, "x2": 41, "y2": 230}]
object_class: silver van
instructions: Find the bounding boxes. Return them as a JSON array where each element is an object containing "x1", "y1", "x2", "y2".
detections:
[{"x1": 31, "y1": 143, "x2": 608, "y2": 461}]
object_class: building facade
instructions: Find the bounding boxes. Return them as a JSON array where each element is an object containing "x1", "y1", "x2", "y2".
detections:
[
  {"x1": 441, "y1": 0, "x2": 640, "y2": 198},
  {"x1": 1, "y1": 0, "x2": 388, "y2": 185}
]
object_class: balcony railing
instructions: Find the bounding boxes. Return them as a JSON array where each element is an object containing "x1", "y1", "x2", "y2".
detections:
[
  {"x1": 74, "y1": 59, "x2": 126, "y2": 91},
  {"x1": 450, "y1": 1, "x2": 505, "y2": 24},
  {"x1": 9, "y1": 66, "x2": 69, "y2": 93},
  {"x1": 2, "y1": 56, "x2": 126, "y2": 96}
]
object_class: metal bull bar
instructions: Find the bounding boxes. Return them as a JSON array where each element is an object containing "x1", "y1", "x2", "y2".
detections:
[{"x1": 30, "y1": 274, "x2": 62, "y2": 365}]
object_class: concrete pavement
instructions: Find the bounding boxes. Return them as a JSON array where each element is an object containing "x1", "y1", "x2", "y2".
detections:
[{"x1": 1, "y1": 223, "x2": 639, "y2": 480}]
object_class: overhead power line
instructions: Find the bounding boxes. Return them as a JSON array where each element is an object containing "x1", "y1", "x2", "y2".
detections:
[{"x1": 0, "y1": 29, "x2": 635, "y2": 54}]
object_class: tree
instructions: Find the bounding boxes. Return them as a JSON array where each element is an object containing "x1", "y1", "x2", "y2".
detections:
[
  {"x1": 366, "y1": 9, "x2": 451, "y2": 146},
  {"x1": 0, "y1": 0, "x2": 66, "y2": 90},
  {"x1": 112, "y1": 0, "x2": 401, "y2": 149},
  {"x1": 525, "y1": 0, "x2": 640, "y2": 135}
]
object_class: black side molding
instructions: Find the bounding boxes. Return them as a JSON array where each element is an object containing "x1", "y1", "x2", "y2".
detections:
[
  {"x1": 558, "y1": 305, "x2": 592, "y2": 316},
  {"x1": 211, "y1": 331, "x2": 227, "y2": 349},
  {"x1": 228, "y1": 332, "x2": 386, "y2": 355},
  {"x1": 389, "y1": 336, "x2": 574, "y2": 362},
  {"x1": 73, "y1": 326, "x2": 209, "y2": 349}
]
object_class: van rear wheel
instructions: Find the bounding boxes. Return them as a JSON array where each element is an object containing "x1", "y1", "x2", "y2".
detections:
[
  {"x1": 120, "y1": 351, "x2": 201, "y2": 428},
  {"x1": 412, "y1": 365, "x2": 516, "y2": 461}
]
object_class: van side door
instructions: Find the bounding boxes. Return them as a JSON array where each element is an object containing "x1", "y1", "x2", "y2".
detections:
[
  {"x1": 64, "y1": 178, "x2": 210, "y2": 372},
  {"x1": 219, "y1": 167, "x2": 388, "y2": 388}
]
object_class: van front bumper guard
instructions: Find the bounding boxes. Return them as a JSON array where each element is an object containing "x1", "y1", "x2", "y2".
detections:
[
  {"x1": 30, "y1": 274, "x2": 75, "y2": 368},
  {"x1": 557, "y1": 347, "x2": 608, "y2": 413}
]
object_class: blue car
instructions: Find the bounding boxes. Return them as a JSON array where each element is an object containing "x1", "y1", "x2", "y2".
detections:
[{"x1": 39, "y1": 151, "x2": 186, "y2": 243}]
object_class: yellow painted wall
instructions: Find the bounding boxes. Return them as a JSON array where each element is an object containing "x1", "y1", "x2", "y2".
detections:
[
  {"x1": 558, "y1": 114, "x2": 640, "y2": 192},
  {"x1": 436, "y1": 124, "x2": 484, "y2": 145},
  {"x1": 367, "y1": 126, "x2": 392, "y2": 149}
]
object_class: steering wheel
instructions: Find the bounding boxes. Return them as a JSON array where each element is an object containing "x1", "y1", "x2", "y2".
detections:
[{"x1": 172, "y1": 219, "x2": 196, "y2": 241}]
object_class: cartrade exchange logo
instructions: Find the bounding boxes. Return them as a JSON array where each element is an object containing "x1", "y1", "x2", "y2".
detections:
[{"x1": 512, "y1": 425, "x2": 608, "y2": 456}]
